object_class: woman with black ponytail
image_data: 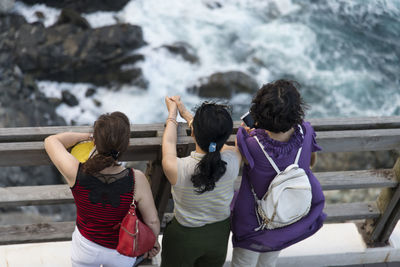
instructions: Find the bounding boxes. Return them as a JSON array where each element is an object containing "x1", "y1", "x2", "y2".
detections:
[{"x1": 161, "y1": 96, "x2": 241, "y2": 267}]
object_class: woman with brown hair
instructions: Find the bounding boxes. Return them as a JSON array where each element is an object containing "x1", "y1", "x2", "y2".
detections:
[{"x1": 44, "y1": 112, "x2": 160, "y2": 267}]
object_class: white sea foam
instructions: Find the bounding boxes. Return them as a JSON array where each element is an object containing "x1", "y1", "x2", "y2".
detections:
[
  {"x1": 13, "y1": 1, "x2": 60, "y2": 27},
  {"x1": 15, "y1": 0, "x2": 400, "y2": 125}
]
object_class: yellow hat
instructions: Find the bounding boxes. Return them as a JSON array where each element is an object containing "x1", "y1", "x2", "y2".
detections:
[{"x1": 70, "y1": 141, "x2": 95, "y2": 163}]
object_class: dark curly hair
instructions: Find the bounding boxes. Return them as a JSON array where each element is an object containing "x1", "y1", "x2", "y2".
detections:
[
  {"x1": 250, "y1": 79, "x2": 308, "y2": 132},
  {"x1": 82, "y1": 112, "x2": 130, "y2": 175},
  {"x1": 191, "y1": 102, "x2": 233, "y2": 194}
]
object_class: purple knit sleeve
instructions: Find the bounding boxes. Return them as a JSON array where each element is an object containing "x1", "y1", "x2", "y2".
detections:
[{"x1": 237, "y1": 127, "x2": 254, "y2": 169}]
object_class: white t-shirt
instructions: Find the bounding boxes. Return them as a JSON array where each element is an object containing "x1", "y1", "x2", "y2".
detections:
[{"x1": 172, "y1": 150, "x2": 240, "y2": 227}]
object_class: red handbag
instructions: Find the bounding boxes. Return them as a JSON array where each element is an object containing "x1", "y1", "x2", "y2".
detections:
[{"x1": 116, "y1": 177, "x2": 156, "y2": 257}]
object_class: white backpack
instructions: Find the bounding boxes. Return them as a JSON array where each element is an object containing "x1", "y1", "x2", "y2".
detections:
[{"x1": 250, "y1": 126, "x2": 312, "y2": 231}]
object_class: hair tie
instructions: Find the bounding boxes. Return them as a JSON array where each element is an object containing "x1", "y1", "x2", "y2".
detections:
[
  {"x1": 208, "y1": 142, "x2": 217, "y2": 153},
  {"x1": 110, "y1": 149, "x2": 120, "y2": 160}
]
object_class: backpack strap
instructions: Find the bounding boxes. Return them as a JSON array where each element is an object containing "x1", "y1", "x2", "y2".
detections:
[
  {"x1": 254, "y1": 136, "x2": 281, "y2": 174},
  {"x1": 294, "y1": 125, "x2": 304, "y2": 165}
]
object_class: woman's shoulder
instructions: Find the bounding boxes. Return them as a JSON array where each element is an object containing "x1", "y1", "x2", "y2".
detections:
[
  {"x1": 301, "y1": 121, "x2": 315, "y2": 134},
  {"x1": 132, "y1": 169, "x2": 145, "y2": 187}
]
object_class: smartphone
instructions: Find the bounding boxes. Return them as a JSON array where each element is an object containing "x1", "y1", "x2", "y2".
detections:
[
  {"x1": 240, "y1": 111, "x2": 255, "y2": 128},
  {"x1": 133, "y1": 254, "x2": 145, "y2": 266}
]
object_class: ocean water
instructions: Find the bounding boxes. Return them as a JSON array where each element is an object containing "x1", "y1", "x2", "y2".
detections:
[{"x1": 13, "y1": 0, "x2": 400, "y2": 125}]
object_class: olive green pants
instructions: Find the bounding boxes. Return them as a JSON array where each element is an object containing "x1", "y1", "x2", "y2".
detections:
[{"x1": 161, "y1": 217, "x2": 230, "y2": 267}]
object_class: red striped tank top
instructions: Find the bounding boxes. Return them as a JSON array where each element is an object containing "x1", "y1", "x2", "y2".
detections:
[{"x1": 71, "y1": 164, "x2": 134, "y2": 249}]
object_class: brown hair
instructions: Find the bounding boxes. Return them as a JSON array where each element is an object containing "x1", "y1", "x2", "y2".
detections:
[{"x1": 81, "y1": 111, "x2": 130, "y2": 175}]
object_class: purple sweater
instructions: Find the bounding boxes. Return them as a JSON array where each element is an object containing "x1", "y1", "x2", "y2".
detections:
[{"x1": 231, "y1": 122, "x2": 326, "y2": 252}]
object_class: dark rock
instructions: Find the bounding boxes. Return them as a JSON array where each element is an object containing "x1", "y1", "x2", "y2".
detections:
[
  {"x1": 0, "y1": 14, "x2": 147, "y2": 86},
  {"x1": 188, "y1": 71, "x2": 259, "y2": 98},
  {"x1": 0, "y1": 0, "x2": 14, "y2": 14},
  {"x1": 85, "y1": 88, "x2": 96, "y2": 97},
  {"x1": 0, "y1": 13, "x2": 26, "y2": 34},
  {"x1": 0, "y1": 68, "x2": 56, "y2": 128},
  {"x1": 54, "y1": 8, "x2": 91, "y2": 29},
  {"x1": 34, "y1": 11, "x2": 45, "y2": 20},
  {"x1": 0, "y1": 66, "x2": 67, "y2": 204},
  {"x1": 48, "y1": 97, "x2": 62, "y2": 106},
  {"x1": 20, "y1": 0, "x2": 130, "y2": 13},
  {"x1": 62, "y1": 90, "x2": 79, "y2": 106},
  {"x1": 0, "y1": 67, "x2": 66, "y2": 127},
  {"x1": 93, "y1": 99, "x2": 102, "y2": 107},
  {"x1": 205, "y1": 1, "x2": 222, "y2": 9},
  {"x1": 162, "y1": 42, "x2": 199, "y2": 64}
]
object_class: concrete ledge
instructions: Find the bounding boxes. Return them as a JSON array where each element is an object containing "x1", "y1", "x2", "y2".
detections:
[
  {"x1": 2, "y1": 222, "x2": 400, "y2": 267},
  {"x1": 0, "y1": 241, "x2": 71, "y2": 267}
]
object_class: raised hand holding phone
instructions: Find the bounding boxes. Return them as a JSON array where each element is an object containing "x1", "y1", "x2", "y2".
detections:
[{"x1": 240, "y1": 111, "x2": 255, "y2": 134}]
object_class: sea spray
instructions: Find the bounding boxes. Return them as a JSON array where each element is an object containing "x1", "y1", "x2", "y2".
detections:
[{"x1": 15, "y1": 0, "x2": 400, "y2": 125}]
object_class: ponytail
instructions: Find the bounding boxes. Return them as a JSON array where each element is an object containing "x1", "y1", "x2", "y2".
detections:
[
  {"x1": 191, "y1": 146, "x2": 227, "y2": 194},
  {"x1": 190, "y1": 102, "x2": 233, "y2": 194},
  {"x1": 81, "y1": 111, "x2": 130, "y2": 175},
  {"x1": 81, "y1": 154, "x2": 116, "y2": 175}
]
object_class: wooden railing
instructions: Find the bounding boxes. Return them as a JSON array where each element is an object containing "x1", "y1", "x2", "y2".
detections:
[{"x1": 1, "y1": 117, "x2": 400, "y2": 246}]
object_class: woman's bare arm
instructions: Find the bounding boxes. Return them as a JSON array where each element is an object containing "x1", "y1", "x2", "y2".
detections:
[
  {"x1": 44, "y1": 132, "x2": 91, "y2": 187},
  {"x1": 310, "y1": 152, "x2": 317, "y2": 168},
  {"x1": 161, "y1": 97, "x2": 179, "y2": 185},
  {"x1": 134, "y1": 170, "x2": 160, "y2": 257}
]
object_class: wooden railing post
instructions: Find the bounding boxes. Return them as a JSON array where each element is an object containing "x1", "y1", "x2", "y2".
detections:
[
  {"x1": 146, "y1": 158, "x2": 171, "y2": 223},
  {"x1": 364, "y1": 157, "x2": 400, "y2": 245}
]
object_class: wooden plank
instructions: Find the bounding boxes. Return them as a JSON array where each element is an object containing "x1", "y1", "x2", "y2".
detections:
[
  {"x1": 0, "y1": 124, "x2": 164, "y2": 142},
  {"x1": 2, "y1": 116, "x2": 400, "y2": 142},
  {"x1": 235, "y1": 169, "x2": 396, "y2": 194},
  {"x1": 324, "y1": 202, "x2": 380, "y2": 222},
  {"x1": 308, "y1": 116, "x2": 400, "y2": 131},
  {"x1": 0, "y1": 202, "x2": 381, "y2": 245},
  {"x1": 232, "y1": 117, "x2": 400, "y2": 131},
  {"x1": 0, "y1": 221, "x2": 75, "y2": 245},
  {"x1": 225, "y1": 128, "x2": 400, "y2": 153},
  {"x1": 377, "y1": 199, "x2": 400, "y2": 243},
  {"x1": 317, "y1": 169, "x2": 397, "y2": 190},
  {"x1": 0, "y1": 185, "x2": 73, "y2": 207},
  {"x1": 315, "y1": 129, "x2": 400, "y2": 153},
  {"x1": 370, "y1": 158, "x2": 400, "y2": 243},
  {"x1": 0, "y1": 137, "x2": 163, "y2": 166},
  {"x1": 1, "y1": 127, "x2": 400, "y2": 167},
  {"x1": 0, "y1": 170, "x2": 395, "y2": 207}
]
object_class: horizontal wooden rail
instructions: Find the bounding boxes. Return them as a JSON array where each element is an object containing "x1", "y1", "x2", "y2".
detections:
[
  {"x1": 317, "y1": 169, "x2": 397, "y2": 190},
  {"x1": 315, "y1": 129, "x2": 400, "y2": 153},
  {"x1": 308, "y1": 116, "x2": 400, "y2": 131},
  {"x1": 0, "y1": 170, "x2": 396, "y2": 207},
  {"x1": 0, "y1": 124, "x2": 165, "y2": 142},
  {"x1": 1, "y1": 117, "x2": 400, "y2": 142},
  {"x1": 324, "y1": 202, "x2": 380, "y2": 222},
  {"x1": 0, "y1": 201, "x2": 380, "y2": 245},
  {"x1": 1, "y1": 128, "x2": 400, "y2": 167}
]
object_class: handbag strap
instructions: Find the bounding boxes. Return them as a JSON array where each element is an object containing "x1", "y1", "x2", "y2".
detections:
[
  {"x1": 253, "y1": 125, "x2": 304, "y2": 175},
  {"x1": 131, "y1": 168, "x2": 137, "y2": 207}
]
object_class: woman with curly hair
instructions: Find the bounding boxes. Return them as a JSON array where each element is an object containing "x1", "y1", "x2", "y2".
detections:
[
  {"x1": 231, "y1": 80, "x2": 326, "y2": 267},
  {"x1": 161, "y1": 96, "x2": 241, "y2": 267}
]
